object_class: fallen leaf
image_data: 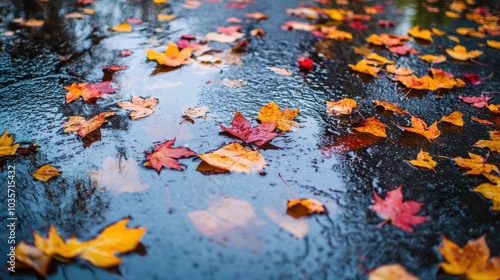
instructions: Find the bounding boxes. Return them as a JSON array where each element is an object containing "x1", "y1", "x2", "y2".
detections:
[
  {"x1": 366, "y1": 34, "x2": 410, "y2": 47},
  {"x1": 157, "y1": 14, "x2": 175, "y2": 21},
  {"x1": 116, "y1": 96, "x2": 158, "y2": 120},
  {"x1": 373, "y1": 100, "x2": 408, "y2": 114},
  {"x1": 183, "y1": 106, "x2": 208, "y2": 119},
  {"x1": 391, "y1": 75, "x2": 439, "y2": 90},
  {"x1": 453, "y1": 152, "x2": 499, "y2": 175},
  {"x1": 430, "y1": 68, "x2": 465, "y2": 89},
  {"x1": 245, "y1": 12, "x2": 268, "y2": 20},
  {"x1": 220, "y1": 111, "x2": 279, "y2": 147},
  {"x1": 487, "y1": 40, "x2": 500, "y2": 49},
  {"x1": 398, "y1": 116, "x2": 441, "y2": 142},
  {"x1": 471, "y1": 116, "x2": 494, "y2": 125},
  {"x1": 389, "y1": 44, "x2": 419, "y2": 55},
  {"x1": 385, "y1": 65, "x2": 413, "y2": 76},
  {"x1": 349, "y1": 59, "x2": 382, "y2": 76},
  {"x1": 354, "y1": 45, "x2": 372, "y2": 56},
  {"x1": 227, "y1": 17, "x2": 242, "y2": 23},
  {"x1": 146, "y1": 42, "x2": 192, "y2": 67},
  {"x1": 65, "y1": 12, "x2": 85, "y2": 19},
  {"x1": 326, "y1": 98, "x2": 358, "y2": 116},
  {"x1": 91, "y1": 157, "x2": 149, "y2": 195},
  {"x1": 33, "y1": 165, "x2": 61, "y2": 182},
  {"x1": 198, "y1": 143, "x2": 266, "y2": 173},
  {"x1": 419, "y1": 54, "x2": 447, "y2": 63},
  {"x1": 408, "y1": 25, "x2": 433, "y2": 42},
  {"x1": 408, "y1": 149, "x2": 436, "y2": 172},
  {"x1": 474, "y1": 130, "x2": 500, "y2": 153},
  {"x1": 458, "y1": 95, "x2": 491, "y2": 108},
  {"x1": 298, "y1": 57, "x2": 313, "y2": 71},
  {"x1": 263, "y1": 208, "x2": 308, "y2": 239},
  {"x1": 153, "y1": 0, "x2": 167, "y2": 3},
  {"x1": 377, "y1": 20, "x2": 395, "y2": 27},
  {"x1": 144, "y1": 138, "x2": 196, "y2": 173},
  {"x1": 281, "y1": 21, "x2": 316, "y2": 31},
  {"x1": 446, "y1": 45, "x2": 483, "y2": 60},
  {"x1": 369, "y1": 264, "x2": 420, "y2": 280},
  {"x1": 456, "y1": 27, "x2": 486, "y2": 38},
  {"x1": 250, "y1": 29, "x2": 265, "y2": 37},
  {"x1": 321, "y1": 27, "x2": 353, "y2": 40},
  {"x1": 120, "y1": 49, "x2": 132, "y2": 56},
  {"x1": 109, "y1": 22, "x2": 132, "y2": 32},
  {"x1": 353, "y1": 117, "x2": 387, "y2": 138},
  {"x1": 448, "y1": 35, "x2": 460, "y2": 43},
  {"x1": 445, "y1": 11, "x2": 461, "y2": 18},
  {"x1": 439, "y1": 111, "x2": 464, "y2": 126},
  {"x1": 349, "y1": 21, "x2": 367, "y2": 30},
  {"x1": 474, "y1": 174, "x2": 500, "y2": 210},
  {"x1": 221, "y1": 78, "x2": 246, "y2": 88},
  {"x1": 257, "y1": 101, "x2": 299, "y2": 131},
  {"x1": 19, "y1": 18, "x2": 45, "y2": 27},
  {"x1": 62, "y1": 112, "x2": 116, "y2": 138},
  {"x1": 431, "y1": 27, "x2": 446, "y2": 35},
  {"x1": 268, "y1": 67, "x2": 292, "y2": 76},
  {"x1": 286, "y1": 198, "x2": 326, "y2": 218},
  {"x1": 184, "y1": 0, "x2": 202, "y2": 9},
  {"x1": 64, "y1": 81, "x2": 117, "y2": 104},
  {"x1": 205, "y1": 31, "x2": 244, "y2": 43},
  {"x1": 371, "y1": 185, "x2": 429, "y2": 232},
  {"x1": 438, "y1": 235, "x2": 500, "y2": 279},
  {"x1": 15, "y1": 242, "x2": 51, "y2": 276},
  {"x1": 0, "y1": 129, "x2": 19, "y2": 157},
  {"x1": 366, "y1": 53, "x2": 395, "y2": 65}
]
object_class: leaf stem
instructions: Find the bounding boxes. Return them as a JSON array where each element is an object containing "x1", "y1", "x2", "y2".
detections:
[{"x1": 278, "y1": 173, "x2": 297, "y2": 199}]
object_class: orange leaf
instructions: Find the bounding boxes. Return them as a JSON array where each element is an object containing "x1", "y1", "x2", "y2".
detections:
[
  {"x1": 419, "y1": 54, "x2": 446, "y2": 63},
  {"x1": 157, "y1": 14, "x2": 175, "y2": 21},
  {"x1": 326, "y1": 98, "x2": 357, "y2": 116},
  {"x1": 198, "y1": 143, "x2": 266, "y2": 173},
  {"x1": 353, "y1": 117, "x2": 387, "y2": 138},
  {"x1": 146, "y1": 42, "x2": 192, "y2": 67},
  {"x1": 33, "y1": 165, "x2": 61, "y2": 182},
  {"x1": 448, "y1": 35, "x2": 460, "y2": 43},
  {"x1": 391, "y1": 75, "x2": 439, "y2": 90},
  {"x1": 62, "y1": 112, "x2": 116, "y2": 138},
  {"x1": 245, "y1": 12, "x2": 268, "y2": 20},
  {"x1": 64, "y1": 81, "x2": 116, "y2": 104},
  {"x1": 473, "y1": 174, "x2": 500, "y2": 210},
  {"x1": 407, "y1": 149, "x2": 436, "y2": 172},
  {"x1": 348, "y1": 59, "x2": 381, "y2": 76},
  {"x1": 474, "y1": 130, "x2": 500, "y2": 153},
  {"x1": 268, "y1": 67, "x2": 292, "y2": 76},
  {"x1": 257, "y1": 101, "x2": 300, "y2": 131},
  {"x1": 446, "y1": 45, "x2": 483, "y2": 60},
  {"x1": 487, "y1": 40, "x2": 500, "y2": 49},
  {"x1": 109, "y1": 22, "x2": 132, "y2": 32},
  {"x1": 431, "y1": 27, "x2": 446, "y2": 35},
  {"x1": 453, "y1": 152, "x2": 499, "y2": 175},
  {"x1": 0, "y1": 129, "x2": 19, "y2": 157},
  {"x1": 408, "y1": 25, "x2": 433, "y2": 42},
  {"x1": 373, "y1": 100, "x2": 408, "y2": 115},
  {"x1": 366, "y1": 33, "x2": 410, "y2": 46},
  {"x1": 368, "y1": 264, "x2": 420, "y2": 280},
  {"x1": 116, "y1": 96, "x2": 158, "y2": 120},
  {"x1": 286, "y1": 198, "x2": 326, "y2": 218},
  {"x1": 439, "y1": 111, "x2": 464, "y2": 126},
  {"x1": 430, "y1": 68, "x2": 465, "y2": 89},
  {"x1": 385, "y1": 65, "x2": 413, "y2": 76},
  {"x1": 471, "y1": 116, "x2": 494, "y2": 125},
  {"x1": 399, "y1": 116, "x2": 441, "y2": 141}
]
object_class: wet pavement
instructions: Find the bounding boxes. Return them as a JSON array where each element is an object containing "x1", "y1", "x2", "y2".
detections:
[{"x1": 1, "y1": 0, "x2": 500, "y2": 279}]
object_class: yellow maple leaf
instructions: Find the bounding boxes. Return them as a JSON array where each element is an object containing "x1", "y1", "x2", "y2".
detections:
[
  {"x1": 368, "y1": 264, "x2": 420, "y2": 280},
  {"x1": 348, "y1": 59, "x2": 381, "y2": 76},
  {"x1": 257, "y1": 101, "x2": 299, "y2": 131},
  {"x1": 487, "y1": 40, "x2": 500, "y2": 49},
  {"x1": 474, "y1": 174, "x2": 500, "y2": 210},
  {"x1": 286, "y1": 198, "x2": 326, "y2": 218},
  {"x1": 109, "y1": 22, "x2": 132, "y2": 32},
  {"x1": 326, "y1": 98, "x2": 358, "y2": 116},
  {"x1": 146, "y1": 42, "x2": 192, "y2": 67},
  {"x1": 366, "y1": 53, "x2": 395, "y2": 65},
  {"x1": 408, "y1": 149, "x2": 436, "y2": 172},
  {"x1": 62, "y1": 112, "x2": 116, "y2": 138},
  {"x1": 439, "y1": 111, "x2": 464, "y2": 126},
  {"x1": 322, "y1": 8, "x2": 347, "y2": 21},
  {"x1": 385, "y1": 65, "x2": 413, "y2": 76},
  {"x1": 391, "y1": 75, "x2": 439, "y2": 91},
  {"x1": 323, "y1": 28, "x2": 352, "y2": 40},
  {"x1": 446, "y1": 11, "x2": 461, "y2": 18},
  {"x1": 430, "y1": 68, "x2": 465, "y2": 89},
  {"x1": 446, "y1": 45, "x2": 483, "y2": 60},
  {"x1": 453, "y1": 152, "x2": 499, "y2": 175},
  {"x1": 400, "y1": 116, "x2": 441, "y2": 142},
  {"x1": 408, "y1": 25, "x2": 433, "y2": 42},
  {"x1": 33, "y1": 165, "x2": 61, "y2": 182},
  {"x1": 419, "y1": 54, "x2": 447, "y2": 63},
  {"x1": 116, "y1": 96, "x2": 158, "y2": 120},
  {"x1": 438, "y1": 235, "x2": 500, "y2": 279},
  {"x1": 474, "y1": 130, "x2": 500, "y2": 153},
  {"x1": 431, "y1": 28, "x2": 446, "y2": 35},
  {"x1": 373, "y1": 100, "x2": 408, "y2": 114},
  {"x1": 157, "y1": 14, "x2": 175, "y2": 21},
  {"x1": 198, "y1": 143, "x2": 266, "y2": 173},
  {"x1": 353, "y1": 117, "x2": 387, "y2": 138},
  {"x1": 0, "y1": 129, "x2": 19, "y2": 157}
]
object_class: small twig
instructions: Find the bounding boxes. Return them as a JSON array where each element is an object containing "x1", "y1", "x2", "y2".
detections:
[
  {"x1": 377, "y1": 219, "x2": 390, "y2": 228},
  {"x1": 278, "y1": 173, "x2": 297, "y2": 198},
  {"x1": 470, "y1": 59, "x2": 488, "y2": 66}
]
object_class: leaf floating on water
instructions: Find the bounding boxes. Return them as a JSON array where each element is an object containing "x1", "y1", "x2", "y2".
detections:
[
  {"x1": 286, "y1": 198, "x2": 326, "y2": 219},
  {"x1": 257, "y1": 101, "x2": 300, "y2": 131},
  {"x1": 116, "y1": 96, "x2": 158, "y2": 120},
  {"x1": 62, "y1": 112, "x2": 116, "y2": 138},
  {"x1": 368, "y1": 264, "x2": 420, "y2": 280},
  {"x1": 144, "y1": 138, "x2": 196, "y2": 173},
  {"x1": 0, "y1": 129, "x2": 19, "y2": 157},
  {"x1": 33, "y1": 165, "x2": 61, "y2": 182},
  {"x1": 220, "y1": 111, "x2": 279, "y2": 147},
  {"x1": 109, "y1": 22, "x2": 132, "y2": 32},
  {"x1": 198, "y1": 143, "x2": 266, "y2": 174}
]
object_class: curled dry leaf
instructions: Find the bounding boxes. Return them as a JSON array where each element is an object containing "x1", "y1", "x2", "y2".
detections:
[
  {"x1": 439, "y1": 111, "x2": 464, "y2": 126},
  {"x1": 220, "y1": 111, "x2": 279, "y2": 147},
  {"x1": 438, "y1": 235, "x2": 500, "y2": 279},
  {"x1": 353, "y1": 117, "x2": 387, "y2": 138},
  {"x1": 286, "y1": 198, "x2": 326, "y2": 219},
  {"x1": 446, "y1": 45, "x2": 483, "y2": 60},
  {"x1": 144, "y1": 138, "x2": 196, "y2": 173},
  {"x1": 257, "y1": 101, "x2": 300, "y2": 131},
  {"x1": 453, "y1": 152, "x2": 499, "y2": 175},
  {"x1": 116, "y1": 96, "x2": 158, "y2": 120},
  {"x1": 62, "y1": 112, "x2": 116, "y2": 138},
  {"x1": 326, "y1": 98, "x2": 358, "y2": 116},
  {"x1": 0, "y1": 129, "x2": 19, "y2": 157},
  {"x1": 198, "y1": 143, "x2": 266, "y2": 174},
  {"x1": 373, "y1": 100, "x2": 408, "y2": 115},
  {"x1": 407, "y1": 149, "x2": 436, "y2": 172},
  {"x1": 371, "y1": 185, "x2": 429, "y2": 232},
  {"x1": 146, "y1": 42, "x2": 192, "y2": 67},
  {"x1": 368, "y1": 264, "x2": 420, "y2": 280},
  {"x1": 398, "y1": 116, "x2": 441, "y2": 142},
  {"x1": 33, "y1": 165, "x2": 61, "y2": 182}
]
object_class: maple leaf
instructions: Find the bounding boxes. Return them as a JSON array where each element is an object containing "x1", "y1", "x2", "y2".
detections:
[
  {"x1": 286, "y1": 198, "x2": 326, "y2": 218},
  {"x1": 64, "y1": 81, "x2": 117, "y2": 104},
  {"x1": 438, "y1": 235, "x2": 500, "y2": 279},
  {"x1": 368, "y1": 264, "x2": 419, "y2": 280},
  {"x1": 419, "y1": 54, "x2": 446, "y2": 63},
  {"x1": 371, "y1": 185, "x2": 429, "y2": 232},
  {"x1": 146, "y1": 42, "x2": 192, "y2": 67},
  {"x1": 408, "y1": 25, "x2": 433, "y2": 42},
  {"x1": 109, "y1": 22, "x2": 132, "y2": 32},
  {"x1": 453, "y1": 152, "x2": 499, "y2": 175},
  {"x1": 366, "y1": 53, "x2": 395, "y2": 65},
  {"x1": 348, "y1": 59, "x2": 382, "y2": 76},
  {"x1": 33, "y1": 165, "x2": 61, "y2": 182},
  {"x1": 407, "y1": 149, "x2": 436, "y2": 172},
  {"x1": 458, "y1": 95, "x2": 491, "y2": 108},
  {"x1": 257, "y1": 101, "x2": 299, "y2": 131},
  {"x1": 439, "y1": 111, "x2": 464, "y2": 126},
  {"x1": 474, "y1": 174, "x2": 500, "y2": 210},
  {"x1": 220, "y1": 111, "x2": 279, "y2": 147},
  {"x1": 446, "y1": 45, "x2": 483, "y2": 60},
  {"x1": 62, "y1": 112, "x2": 116, "y2": 138},
  {"x1": 116, "y1": 96, "x2": 158, "y2": 120},
  {"x1": 474, "y1": 130, "x2": 500, "y2": 153},
  {"x1": 353, "y1": 117, "x2": 387, "y2": 138},
  {"x1": 320, "y1": 26, "x2": 353, "y2": 40},
  {"x1": 487, "y1": 40, "x2": 500, "y2": 49},
  {"x1": 430, "y1": 68, "x2": 465, "y2": 89},
  {"x1": 385, "y1": 65, "x2": 413, "y2": 76},
  {"x1": 198, "y1": 143, "x2": 266, "y2": 173},
  {"x1": 326, "y1": 98, "x2": 358, "y2": 116},
  {"x1": 388, "y1": 44, "x2": 419, "y2": 55},
  {"x1": 373, "y1": 100, "x2": 408, "y2": 115},
  {"x1": 398, "y1": 116, "x2": 441, "y2": 142},
  {"x1": 144, "y1": 138, "x2": 196, "y2": 173},
  {"x1": 391, "y1": 75, "x2": 439, "y2": 91},
  {"x1": 0, "y1": 129, "x2": 19, "y2": 157}
]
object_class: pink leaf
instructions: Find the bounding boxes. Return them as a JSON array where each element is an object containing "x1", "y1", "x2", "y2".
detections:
[{"x1": 458, "y1": 94, "x2": 491, "y2": 108}]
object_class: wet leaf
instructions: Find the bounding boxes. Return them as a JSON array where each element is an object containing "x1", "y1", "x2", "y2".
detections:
[
  {"x1": 65, "y1": 12, "x2": 85, "y2": 19},
  {"x1": 391, "y1": 75, "x2": 439, "y2": 90},
  {"x1": 474, "y1": 174, "x2": 500, "y2": 210},
  {"x1": 321, "y1": 27, "x2": 353, "y2": 40},
  {"x1": 298, "y1": 57, "x2": 313, "y2": 71},
  {"x1": 430, "y1": 68, "x2": 465, "y2": 89},
  {"x1": 439, "y1": 111, "x2": 464, "y2": 126},
  {"x1": 366, "y1": 33, "x2": 410, "y2": 46},
  {"x1": 366, "y1": 53, "x2": 395, "y2": 65},
  {"x1": 408, "y1": 25, "x2": 433, "y2": 42},
  {"x1": 419, "y1": 54, "x2": 447, "y2": 63},
  {"x1": 458, "y1": 94, "x2": 491, "y2": 108},
  {"x1": 250, "y1": 29, "x2": 265, "y2": 37},
  {"x1": 453, "y1": 152, "x2": 499, "y2": 175},
  {"x1": 281, "y1": 21, "x2": 316, "y2": 31},
  {"x1": 369, "y1": 264, "x2": 420, "y2": 280},
  {"x1": 371, "y1": 185, "x2": 429, "y2": 232},
  {"x1": 354, "y1": 45, "x2": 372, "y2": 56},
  {"x1": 286, "y1": 198, "x2": 326, "y2": 218},
  {"x1": 183, "y1": 106, "x2": 208, "y2": 119},
  {"x1": 431, "y1": 28, "x2": 446, "y2": 35},
  {"x1": 373, "y1": 100, "x2": 408, "y2": 115},
  {"x1": 268, "y1": 67, "x2": 292, "y2": 76},
  {"x1": 353, "y1": 117, "x2": 387, "y2": 138},
  {"x1": 388, "y1": 45, "x2": 419, "y2": 55},
  {"x1": 146, "y1": 42, "x2": 192, "y2": 67},
  {"x1": 263, "y1": 208, "x2": 308, "y2": 239},
  {"x1": 448, "y1": 35, "x2": 460, "y2": 43},
  {"x1": 91, "y1": 157, "x2": 150, "y2": 195},
  {"x1": 109, "y1": 22, "x2": 132, "y2": 32},
  {"x1": 62, "y1": 112, "x2": 116, "y2": 138},
  {"x1": 153, "y1": 0, "x2": 167, "y2": 4},
  {"x1": 64, "y1": 81, "x2": 117, "y2": 104},
  {"x1": 0, "y1": 129, "x2": 19, "y2": 157},
  {"x1": 198, "y1": 143, "x2": 266, "y2": 173},
  {"x1": 326, "y1": 98, "x2": 358, "y2": 116},
  {"x1": 157, "y1": 14, "x2": 175, "y2": 21},
  {"x1": 220, "y1": 111, "x2": 279, "y2": 147},
  {"x1": 144, "y1": 138, "x2": 196, "y2": 173},
  {"x1": 377, "y1": 20, "x2": 395, "y2": 27},
  {"x1": 471, "y1": 116, "x2": 494, "y2": 125},
  {"x1": 33, "y1": 165, "x2": 61, "y2": 182},
  {"x1": 446, "y1": 45, "x2": 483, "y2": 60},
  {"x1": 474, "y1": 130, "x2": 500, "y2": 153},
  {"x1": 349, "y1": 59, "x2": 382, "y2": 76},
  {"x1": 205, "y1": 31, "x2": 244, "y2": 43},
  {"x1": 221, "y1": 78, "x2": 246, "y2": 88},
  {"x1": 408, "y1": 149, "x2": 436, "y2": 172},
  {"x1": 438, "y1": 235, "x2": 500, "y2": 279},
  {"x1": 446, "y1": 11, "x2": 461, "y2": 18},
  {"x1": 116, "y1": 96, "x2": 158, "y2": 120},
  {"x1": 398, "y1": 116, "x2": 441, "y2": 142},
  {"x1": 487, "y1": 40, "x2": 500, "y2": 49},
  {"x1": 16, "y1": 242, "x2": 51, "y2": 276},
  {"x1": 245, "y1": 12, "x2": 268, "y2": 20},
  {"x1": 257, "y1": 101, "x2": 300, "y2": 131},
  {"x1": 385, "y1": 65, "x2": 413, "y2": 76}
]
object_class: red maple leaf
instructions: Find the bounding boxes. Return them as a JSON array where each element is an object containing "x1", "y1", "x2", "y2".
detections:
[
  {"x1": 349, "y1": 21, "x2": 367, "y2": 30},
  {"x1": 377, "y1": 20, "x2": 395, "y2": 27},
  {"x1": 371, "y1": 185, "x2": 429, "y2": 232},
  {"x1": 145, "y1": 138, "x2": 196, "y2": 173},
  {"x1": 220, "y1": 111, "x2": 279, "y2": 147},
  {"x1": 298, "y1": 57, "x2": 313, "y2": 71},
  {"x1": 458, "y1": 94, "x2": 491, "y2": 108}
]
